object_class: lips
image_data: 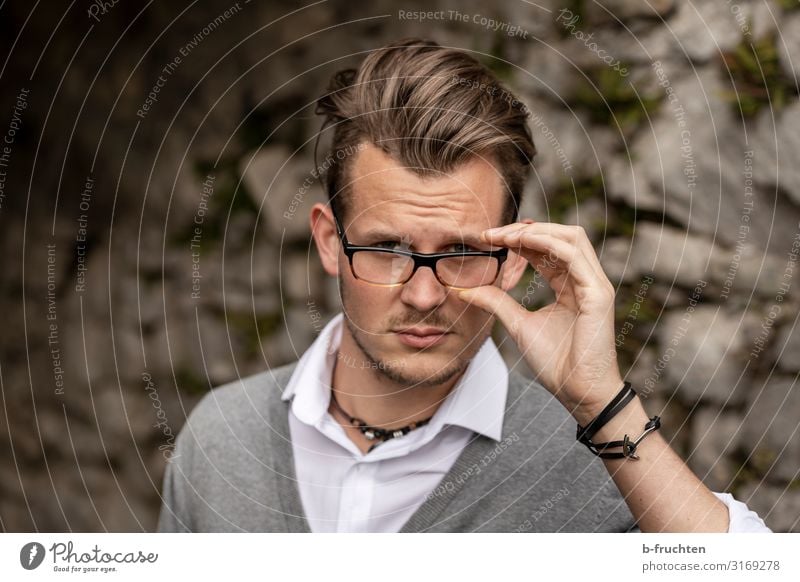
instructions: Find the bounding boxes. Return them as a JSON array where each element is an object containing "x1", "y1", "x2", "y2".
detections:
[
  {"x1": 397, "y1": 327, "x2": 448, "y2": 336},
  {"x1": 394, "y1": 327, "x2": 451, "y2": 349}
]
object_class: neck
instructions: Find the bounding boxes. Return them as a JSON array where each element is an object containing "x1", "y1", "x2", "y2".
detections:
[{"x1": 330, "y1": 328, "x2": 461, "y2": 429}]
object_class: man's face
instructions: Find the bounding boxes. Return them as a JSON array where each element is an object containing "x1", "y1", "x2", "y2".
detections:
[{"x1": 320, "y1": 142, "x2": 520, "y2": 388}]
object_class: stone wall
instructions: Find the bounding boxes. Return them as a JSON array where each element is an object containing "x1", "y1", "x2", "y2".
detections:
[{"x1": 0, "y1": 0, "x2": 798, "y2": 532}]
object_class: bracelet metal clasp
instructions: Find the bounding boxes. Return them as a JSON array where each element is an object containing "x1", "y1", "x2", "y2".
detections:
[{"x1": 621, "y1": 416, "x2": 661, "y2": 459}]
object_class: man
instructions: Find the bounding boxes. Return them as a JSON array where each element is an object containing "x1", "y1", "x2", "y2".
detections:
[{"x1": 158, "y1": 39, "x2": 770, "y2": 533}]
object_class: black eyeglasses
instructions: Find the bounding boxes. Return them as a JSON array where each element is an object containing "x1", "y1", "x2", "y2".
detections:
[{"x1": 333, "y1": 213, "x2": 508, "y2": 290}]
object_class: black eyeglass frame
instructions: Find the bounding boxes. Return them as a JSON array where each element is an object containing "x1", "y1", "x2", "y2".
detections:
[{"x1": 332, "y1": 213, "x2": 509, "y2": 290}]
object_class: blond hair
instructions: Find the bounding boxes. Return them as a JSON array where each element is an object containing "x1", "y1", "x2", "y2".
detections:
[{"x1": 315, "y1": 38, "x2": 535, "y2": 223}]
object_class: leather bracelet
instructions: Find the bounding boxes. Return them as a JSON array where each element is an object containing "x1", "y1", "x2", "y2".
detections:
[
  {"x1": 576, "y1": 381, "x2": 637, "y2": 444},
  {"x1": 587, "y1": 416, "x2": 661, "y2": 459},
  {"x1": 576, "y1": 381, "x2": 661, "y2": 459}
]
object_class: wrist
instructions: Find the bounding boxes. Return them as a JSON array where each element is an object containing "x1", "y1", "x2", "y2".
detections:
[
  {"x1": 575, "y1": 383, "x2": 662, "y2": 461},
  {"x1": 568, "y1": 378, "x2": 628, "y2": 426},
  {"x1": 589, "y1": 396, "x2": 648, "y2": 443}
]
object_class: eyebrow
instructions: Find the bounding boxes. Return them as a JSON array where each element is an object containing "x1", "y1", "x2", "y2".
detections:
[
  {"x1": 356, "y1": 229, "x2": 486, "y2": 247},
  {"x1": 357, "y1": 229, "x2": 405, "y2": 241}
]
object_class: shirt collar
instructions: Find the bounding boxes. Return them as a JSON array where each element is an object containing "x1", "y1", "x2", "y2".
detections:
[{"x1": 281, "y1": 312, "x2": 508, "y2": 442}]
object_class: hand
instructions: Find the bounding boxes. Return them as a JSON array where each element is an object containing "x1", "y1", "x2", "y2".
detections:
[{"x1": 457, "y1": 221, "x2": 624, "y2": 425}]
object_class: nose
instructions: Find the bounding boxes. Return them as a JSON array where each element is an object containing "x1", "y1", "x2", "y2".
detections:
[{"x1": 399, "y1": 265, "x2": 448, "y2": 312}]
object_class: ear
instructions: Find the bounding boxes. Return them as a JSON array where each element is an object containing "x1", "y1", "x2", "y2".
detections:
[{"x1": 310, "y1": 203, "x2": 340, "y2": 277}]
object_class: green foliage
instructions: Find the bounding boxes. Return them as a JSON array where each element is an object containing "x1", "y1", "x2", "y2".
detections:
[
  {"x1": 195, "y1": 158, "x2": 259, "y2": 216},
  {"x1": 568, "y1": 65, "x2": 662, "y2": 132},
  {"x1": 605, "y1": 203, "x2": 637, "y2": 237},
  {"x1": 239, "y1": 106, "x2": 276, "y2": 152},
  {"x1": 555, "y1": 0, "x2": 587, "y2": 37},
  {"x1": 175, "y1": 367, "x2": 208, "y2": 395},
  {"x1": 170, "y1": 158, "x2": 258, "y2": 247},
  {"x1": 612, "y1": 276, "x2": 662, "y2": 365},
  {"x1": 546, "y1": 174, "x2": 605, "y2": 224},
  {"x1": 618, "y1": 279, "x2": 661, "y2": 324},
  {"x1": 597, "y1": 199, "x2": 686, "y2": 240},
  {"x1": 776, "y1": 0, "x2": 800, "y2": 11},
  {"x1": 545, "y1": 176, "x2": 672, "y2": 240},
  {"x1": 728, "y1": 448, "x2": 778, "y2": 495},
  {"x1": 721, "y1": 33, "x2": 799, "y2": 118},
  {"x1": 751, "y1": 447, "x2": 778, "y2": 471},
  {"x1": 239, "y1": 95, "x2": 308, "y2": 152},
  {"x1": 479, "y1": 31, "x2": 514, "y2": 83},
  {"x1": 226, "y1": 311, "x2": 283, "y2": 358}
]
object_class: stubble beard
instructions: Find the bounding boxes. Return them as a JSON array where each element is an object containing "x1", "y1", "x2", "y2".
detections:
[{"x1": 340, "y1": 276, "x2": 474, "y2": 389}]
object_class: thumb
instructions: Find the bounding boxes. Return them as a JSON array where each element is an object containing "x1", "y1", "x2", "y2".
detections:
[{"x1": 457, "y1": 285, "x2": 525, "y2": 334}]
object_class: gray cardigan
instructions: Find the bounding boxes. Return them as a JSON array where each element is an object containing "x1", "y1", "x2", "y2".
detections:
[{"x1": 157, "y1": 361, "x2": 638, "y2": 532}]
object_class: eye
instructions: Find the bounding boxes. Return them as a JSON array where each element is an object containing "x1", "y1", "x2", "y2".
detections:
[
  {"x1": 374, "y1": 240, "x2": 404, "y2": 250},
  {"x1": 447, "y1": 243, "x2": 477, "y2": 253}
]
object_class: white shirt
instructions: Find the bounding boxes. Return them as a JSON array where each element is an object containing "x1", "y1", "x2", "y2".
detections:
[{"x1": 282, "y1": 313, "x2": 771, "y2": 533}]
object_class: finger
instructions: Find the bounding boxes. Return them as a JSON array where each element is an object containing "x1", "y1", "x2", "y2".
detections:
[
  {"x1": 482, "y1": 222, "x2": 528, "y2": 241},
  {"x1": 487, "y1": 229, "x2": 597, "y2": 288},
  {"x1": 518, "y1": 232, "x2": 598, "y2": 291},
  {"x1": 578, "y1": 237, "x2": 610, "y2": 285},
  {"x1": 456, "y1": 284, "x2": 526, "y2": 337},
  {"x1": 527, "y1": 223, "x2": 610, "y2": 283},
  {"x1": 487, "y1": 221, "x2": 574, "y2": 242},
  {"x1": 486, "y1": 227, "x2": 569, "y2": 272},
  {"x1": 488, "y1": 223, "x2": 609, "y2": 285}
]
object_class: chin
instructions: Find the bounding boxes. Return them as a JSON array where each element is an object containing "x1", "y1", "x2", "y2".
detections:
[{"x1": 382, "y1": 353, "x2": 468, "y2": 388}]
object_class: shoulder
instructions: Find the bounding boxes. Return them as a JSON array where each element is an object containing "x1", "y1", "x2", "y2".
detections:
[
  {"x1": 160, "y1": 361, "x2": 300, "y2": 532},
  {"x1": 178, "y1": 361, "x2": 298, "y2": 451}
]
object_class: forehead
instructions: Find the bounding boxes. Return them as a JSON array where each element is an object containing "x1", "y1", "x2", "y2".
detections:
[{"x1": 343, "y1": 142, "x2": 506, "y2": 234}]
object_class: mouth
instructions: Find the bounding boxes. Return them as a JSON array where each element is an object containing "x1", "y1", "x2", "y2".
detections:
[{"x1": 393, "y1": 327, "x2": 452, "y2": 349}]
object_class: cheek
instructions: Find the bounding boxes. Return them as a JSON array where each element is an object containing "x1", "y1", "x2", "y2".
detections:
[{"x1": 342, "y1": 278, "x2": 393, "y2": 318}]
